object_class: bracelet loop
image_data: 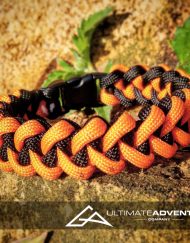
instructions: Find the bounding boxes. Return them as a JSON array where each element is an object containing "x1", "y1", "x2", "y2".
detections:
[{"x1": 0, "y1": 64, "x2": 189, "y2": 180}]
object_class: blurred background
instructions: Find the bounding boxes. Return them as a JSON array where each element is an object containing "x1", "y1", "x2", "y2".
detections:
[
  {"x1": 1, "y1": 0, "x2": 189, "y2": 93},
  {"x1": 1, "y1": 0, "x2": 190, "y2": 242}
]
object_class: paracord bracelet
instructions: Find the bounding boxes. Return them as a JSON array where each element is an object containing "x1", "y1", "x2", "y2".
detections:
[{"x1": 0, "y1": 64, "x2": 190, "y2": 180}]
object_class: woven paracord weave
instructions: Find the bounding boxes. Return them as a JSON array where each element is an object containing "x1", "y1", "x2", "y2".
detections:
[{"x1": 0, "y1": 64, "x2": 190, "y2": 180}]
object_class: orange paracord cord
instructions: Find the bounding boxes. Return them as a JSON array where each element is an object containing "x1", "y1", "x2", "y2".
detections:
[{"x1": 0, "y1": 64, "x2": 190, "y2": 180}]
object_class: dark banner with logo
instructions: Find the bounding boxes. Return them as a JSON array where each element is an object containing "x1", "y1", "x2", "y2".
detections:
[{"x1": 0, "y1": 201, "x2": 190, "y2": 229}]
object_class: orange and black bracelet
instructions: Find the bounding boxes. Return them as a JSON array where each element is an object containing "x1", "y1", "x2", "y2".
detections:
[{"x1": 0, "y1": 64, "x2": 190, "y2": 180}]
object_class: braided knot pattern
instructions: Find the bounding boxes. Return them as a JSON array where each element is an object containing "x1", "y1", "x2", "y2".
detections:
[{"x1": 0, "y1": 64, "x2": 190, "y2": 180}]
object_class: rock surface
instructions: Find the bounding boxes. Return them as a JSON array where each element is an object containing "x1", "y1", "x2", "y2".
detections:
[
  {"x1": 0, "y1": 0, "x2": 190, "y2": 242},
  {"x1": 0, "y1": 0, "x2": 190, "y2": 93}
]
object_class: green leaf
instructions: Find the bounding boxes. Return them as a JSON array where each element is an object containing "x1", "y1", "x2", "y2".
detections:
[
  {"x1": 80, "y1": 7, "x2": 113, "y2": 34},
  {"x1": 42, "y1": 7, "x2": 113, "y2": 88},
  {"x1": 171, "y1": 17, "x2": 190, "y2": 73},
  {"x1": 42, "y1": 70, "x2": 66, "y2": 87},
  {"x1": 94, "y1": 105, "x2": 112, "y2": 122},
  {"x1": 59, "y1": 60, "x2": 75, "y2": 71},
  {"x1": 96, "y1": 78, "x2": 101, "y2": 95},
  {"x1": 104, "y1": 60, "x2": 113, "y2": 72},
  {"x1": 71, "y1": 48, "x2": 88, "y2": 70},
  {"x1": 72, "y1": 6, "x2": 113, "y2": 66},
  {"x1": 42, "y1": 69, "x2": 84, "y2": 88}
]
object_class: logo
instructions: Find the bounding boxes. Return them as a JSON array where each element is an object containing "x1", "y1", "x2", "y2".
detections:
[
  {"x1": 107, "y1": 209, "x2": 190, "y2": 222},
  {"x1": 66, "y1": 205, "x2": 113, "y2": 227}
]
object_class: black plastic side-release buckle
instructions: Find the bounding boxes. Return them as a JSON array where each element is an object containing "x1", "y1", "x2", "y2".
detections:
[
  {"x1": 41, "y1": 73, "x2": 107, "y2": 119},
  {"x1": 61, "y1": 73, "x2": 107, "y2": 109}
]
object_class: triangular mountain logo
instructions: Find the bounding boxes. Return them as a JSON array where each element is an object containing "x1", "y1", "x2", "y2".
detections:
[{"x1": 65, "y1": 205, "x2": 113, "y2": 227}]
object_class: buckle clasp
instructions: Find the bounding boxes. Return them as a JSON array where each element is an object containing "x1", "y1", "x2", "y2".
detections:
[
  {"x1": 41, "y1": 72, "x2": 107, "y2": 118},
  {"x1": 61, "y1": 73, "x2": 106, "y2": 109}
]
